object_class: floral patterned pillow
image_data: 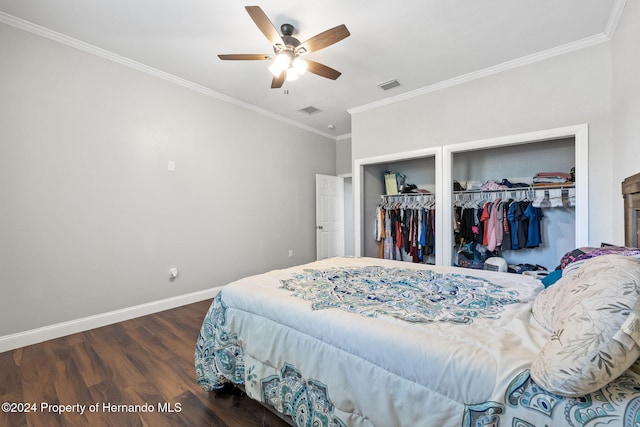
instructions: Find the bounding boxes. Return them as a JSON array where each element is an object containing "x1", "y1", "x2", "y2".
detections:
[{"x1": 530, "y1": 254, "x2": 640, "y2": 397}]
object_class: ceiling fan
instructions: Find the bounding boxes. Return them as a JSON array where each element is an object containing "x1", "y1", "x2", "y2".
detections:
[{"x1": 218, "y1": 6, "x2": 350, "y2": 88}]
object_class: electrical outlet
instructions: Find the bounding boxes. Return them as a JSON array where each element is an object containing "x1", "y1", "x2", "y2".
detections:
[
  {"x1": 288, "y1": 249, "x2": 293, "y2": 257},
  {"x1": 169, "y1": 267, "x2": 178, "y2": 281}
]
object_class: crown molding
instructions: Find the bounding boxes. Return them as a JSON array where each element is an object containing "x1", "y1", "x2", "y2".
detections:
[
  {"x1": 605, "y1": 0, "x2": 627, "y2": 38},
  {"x1": 348, "y1": 0, "x2": 627, "y2": 116},
  {"x1": 2, "y1": 1, "x2": 627, "y2": 142},
  {"x1": 0, "y1": 11, "x2": 337, "y2": 141},
  {"x1": 349, "y1": 31, "x2": 611, "y2": 115}
]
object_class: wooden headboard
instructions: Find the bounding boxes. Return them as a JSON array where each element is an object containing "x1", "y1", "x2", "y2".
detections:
[{"x1": 622, "y1": 172, "x2": 640, "y2": 247}]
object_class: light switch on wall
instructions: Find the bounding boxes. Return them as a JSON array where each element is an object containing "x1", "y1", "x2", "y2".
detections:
[{"x1": 168, "y1": 160, "x2": 176, "y2": 171}]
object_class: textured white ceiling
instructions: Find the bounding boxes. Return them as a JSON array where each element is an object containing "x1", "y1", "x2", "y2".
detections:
[{"x1": 0, "y1": 0, "x2": 622, "y2": 138}]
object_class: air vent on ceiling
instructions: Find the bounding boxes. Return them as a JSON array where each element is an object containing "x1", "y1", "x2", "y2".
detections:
[
  {"x1": 378, "y1": 79, "x2": 401, "y2": 91},
  {"x1": 299, "y1": 105, "x2": 322, "y2": 115}
]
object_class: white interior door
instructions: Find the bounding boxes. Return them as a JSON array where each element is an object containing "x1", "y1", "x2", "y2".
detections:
[{"x1": 316, "y1": 174, "x2": 345, "y2": 260}]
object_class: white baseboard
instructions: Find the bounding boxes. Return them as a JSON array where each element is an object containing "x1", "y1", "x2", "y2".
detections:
[{"x1": 0, "y1": 288, "x2": 220, "y2": 353}]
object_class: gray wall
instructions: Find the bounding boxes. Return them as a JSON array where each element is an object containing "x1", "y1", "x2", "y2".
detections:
[
  {"x1": 0, "y1": 23, "x2": 336, "y2": 337},
  {"x1": 352, "y1": 42, "x2": 614, "y2": 246},
  {"x1": 451, "y1": 138, "x2": 575, "y2": 185},
  {"x1": 336, "y1": 136, "x2": 352, "y2": 175},
  {"x1": 612, "y1": 0, "x2": 640, "y2": 240}
]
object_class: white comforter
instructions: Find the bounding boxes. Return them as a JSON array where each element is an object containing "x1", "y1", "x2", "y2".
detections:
[{"x1": 195, "y1": 257, "x2": 640, "y2": 426}]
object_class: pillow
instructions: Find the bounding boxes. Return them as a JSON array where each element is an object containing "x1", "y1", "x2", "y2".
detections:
[
  {"x1": 531, "y1": 259, "x2": 590, "y2": 331},
  {"x1": 559, "y1": 246, "x2": 640, "y2": 270},
  {"x1": 530, "y1": 254, "x2": 640, "y2": 397}
]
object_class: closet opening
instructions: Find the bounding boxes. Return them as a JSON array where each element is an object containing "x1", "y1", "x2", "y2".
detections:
[
  {"x1": 451, "y1": 138, "x2": 575, "y2": 270},
  {"x1": 442, "y1": 124, "x2": 589, "y2": 270},
  {"x1": 354, "y1": 147, "x2": 442, "y2": 264}
]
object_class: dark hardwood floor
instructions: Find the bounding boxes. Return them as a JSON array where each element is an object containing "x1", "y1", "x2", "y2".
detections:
[{"x1": 0, "y1": 299, "x2": 291, "y2": 427}]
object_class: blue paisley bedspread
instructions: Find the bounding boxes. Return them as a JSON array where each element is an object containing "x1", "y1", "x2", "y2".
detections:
[
  {"x1": 195, "y1": 257, "x2": 640, "y2": 427},
  {"x1": 279, "y1": 265, "x2": 524, "y2": 324}
]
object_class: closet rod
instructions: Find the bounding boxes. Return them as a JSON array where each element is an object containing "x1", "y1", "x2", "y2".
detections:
[
  {"x1": 453, "y1": 184, "x2": 574, "y2": 194},
  {"x1": 381, "y1": 193, "x2": 434, "y2": 198},
  {"x1": 380, "y1": 193, "x2": 435, "y2": 209}
]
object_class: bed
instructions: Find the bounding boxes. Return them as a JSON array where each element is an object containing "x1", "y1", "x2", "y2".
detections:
[
  {"x1": 195, "y1": 176, "x2": 640, "y2": 427},
  {"x1": 623, "y1": 172, "x2": 640, "y2": 248}
]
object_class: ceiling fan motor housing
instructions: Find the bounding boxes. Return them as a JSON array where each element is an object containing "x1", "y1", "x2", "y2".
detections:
[
  {"x1": 280, "y1": 23, "x2": 295, "y2": 36},
  {"x1": 275, "y1": 24, "x2": 303, "y2": 57}
]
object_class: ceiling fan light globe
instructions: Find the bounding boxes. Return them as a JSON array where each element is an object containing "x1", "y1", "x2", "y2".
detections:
[
  {"x1": 269, "y1": 53, "x2": 290, "y2": 76},
  {"x1": 293, "y1": 58, "x2": 308, "y2": 75},
  {"x1": 275, "y1": 53, "x2": 290, "y2": 68},
  {"x1": 286, "y1": 68, "x2": 299, "y2": 81},
  {"x1": 268, "y1": 62, "x2": 283, "y2": 77}
]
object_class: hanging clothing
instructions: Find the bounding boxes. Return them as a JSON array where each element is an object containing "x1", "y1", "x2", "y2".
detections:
[
  {"x1": 487, "y1": 198, "x2": 502, "y2": 251},
  {"x1": 425, "y1": 209, "x2": 435, "y2": 256},
  {"x1": 384, "y1": 210, "x2": 393, "y2": 259},
  {"x1": 376, "y1": 196, "x2": 435, "y2": 263},
  {"x1": 452, "y1": 188, "x2": 570, "y2": 256},
  {"x1": 501, "y1": 200, "x2": 512, "y2": 251},
  {"x1": 392, "y1": 209, "x2": 403, "y2": 260},
  {"x1": 507, "y1": 201, "x2": 519, "y2": 249},
  {"x1": 516, "y1": 201, "x2": 530, "y2": 250},
  {"x1": 375, "y1": 206, "x2": 385, "y2": 258},
  {"x1": 525, "y1": 203, "x2": 544, "y2": 248},
  {"x1": 481, "y1": 202, "x2": 491, "y2": 246}
]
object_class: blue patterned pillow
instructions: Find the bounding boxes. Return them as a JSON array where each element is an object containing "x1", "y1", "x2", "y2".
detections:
[{"x1": 531, "y1": 255, "x2": 640, "y2": 397}]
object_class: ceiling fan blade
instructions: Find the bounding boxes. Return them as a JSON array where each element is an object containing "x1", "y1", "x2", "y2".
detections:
[
  {"x1": 218, "y1": 54, "x2": 272, "y2": 60},
  {"x1": 271, "y1": 73, "x2": 285, "y2": 89},
  {"x1": 296, "y1": 24, "x2": 350, "y2": 55},
  {"x1": 245, "y1": 6, "x2": 284, "y2": 48},
  {"x1": 306, "y1": 60, "x2": 342, "y2": 80}
]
